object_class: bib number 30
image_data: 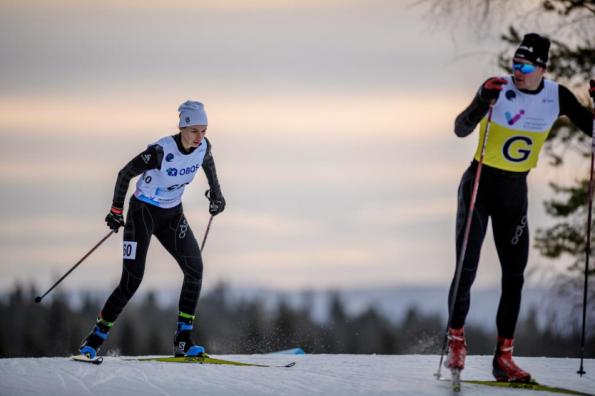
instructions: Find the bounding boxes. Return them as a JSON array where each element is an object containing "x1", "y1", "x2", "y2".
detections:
[{"x1": 123, "y1": 241, "x2": 138, "y2": 260}]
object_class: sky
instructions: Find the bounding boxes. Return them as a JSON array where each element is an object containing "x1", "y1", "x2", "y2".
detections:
[{"x1": 0, "y1": 0, "x2": 588, "y2": 295}]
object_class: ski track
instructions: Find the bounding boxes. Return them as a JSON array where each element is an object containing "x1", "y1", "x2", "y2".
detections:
[
  {"x1": 62, "y1": 370, "x2": 93, "y2": 396},
  {"x1": 0, "y1": 355, "x2": 593, "y2": 396},
  {"x1": 124, "y1": 365, "x2": 172, "y2": 396},
  {"x1": 52, "y1": 370, "x2": 67, "y2": 391}
]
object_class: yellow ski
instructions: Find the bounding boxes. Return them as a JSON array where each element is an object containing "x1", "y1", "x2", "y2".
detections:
[
  {"x1": 463, "y1": 379, "x2": 593, "y2": 396},
  {"x1": 123, "y1": 356, "x2": 295, "y2": 368}
]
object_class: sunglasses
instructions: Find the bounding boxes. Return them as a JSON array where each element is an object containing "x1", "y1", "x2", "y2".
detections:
[{"x1": 512, "y1": 62, "x2": 536, "y2": 74}]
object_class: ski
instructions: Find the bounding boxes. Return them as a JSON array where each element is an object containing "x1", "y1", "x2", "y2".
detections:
[
  {"x1": 451, "y1": 368, "x2": 461, "y2": 392},
  {"x1": 123, "y1": 356, "x2": 296, "y2": 368},
  {"x1": 71, "y1": 354, "x2": 104, "y2": 365},
  {"x1": 463, "y1": 379, "x2": 594, "y2": 396}
]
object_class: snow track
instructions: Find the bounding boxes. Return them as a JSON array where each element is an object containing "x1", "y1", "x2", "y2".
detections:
[{"x1": 1, "y1": 355, "x2": 593, "y2": 395}]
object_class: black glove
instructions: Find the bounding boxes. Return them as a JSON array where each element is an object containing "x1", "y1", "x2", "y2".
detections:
[
  {"x1": 589, "y1": 79, "x2": 595, "y2": 101},
  {"x1": 105, "y1": 206, "x2": 124, "y2": 233},
  {"x1": 479, "y1": 77, "x2": 508, "y2": 102},
  {"x1": 205, "y1": 189, "x2": 226, "y2": 216}
]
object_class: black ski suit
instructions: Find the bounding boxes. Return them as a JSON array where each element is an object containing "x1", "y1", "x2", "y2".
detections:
[
  {"x1": 449, "y1": 78, "x2": 593, "y2": 338},
  {"x1": 100, "y1": 134, "x2": 222, "y2": 323}
]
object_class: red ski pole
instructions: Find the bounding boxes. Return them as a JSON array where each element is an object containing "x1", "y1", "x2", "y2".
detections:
[
  {"x1": 201, "y1": 215, "x2": 214, "y2": 252},
  {"x1": 435, "y1": 100, "x2": 496, "y2": 380}
]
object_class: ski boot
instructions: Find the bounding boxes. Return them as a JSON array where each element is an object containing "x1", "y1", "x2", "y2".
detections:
[
  {"x1": 444, "y1": 327, "x2": 467, "y2": 370},
  {"x1": 79, "y1": 314, "x2": 113, "y2": 359},
  {"x1": 173, "y1": 316, "x2": 207, "y2": 357},
  {"x1": 492, "y1": 337, "x2": 531, "y2": 382}
]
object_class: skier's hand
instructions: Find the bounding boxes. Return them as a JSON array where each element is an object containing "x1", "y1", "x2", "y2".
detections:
[
  {"x1": 205, "y1": 189, "x2": 226, "y2": 216},
  {"x1": 105, "y1": 206, "x2": 124, "y2": 233},
  {"x1": 479, "y1": 78, "x2": 507, "y2": 102},
  {"x1": 589, "y1": 79, "x2": 595, "y2": 101}
]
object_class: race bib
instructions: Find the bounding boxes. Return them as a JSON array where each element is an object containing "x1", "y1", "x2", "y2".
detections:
[{"x1": 123, "y1": 241, "x2": 137, "y2": 260}]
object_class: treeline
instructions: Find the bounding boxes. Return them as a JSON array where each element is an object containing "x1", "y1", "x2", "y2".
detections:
[{"x1": 0, "y1": 283, "x2": 592, "y2": 359}]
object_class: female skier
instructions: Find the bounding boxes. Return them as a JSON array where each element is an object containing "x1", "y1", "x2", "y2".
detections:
[
  {"x1": 445, "y1": 33, "x2": 595, "y2": 381},
  {"x1": 78, "y1": 100, "x2": 225, "y2": 359}
]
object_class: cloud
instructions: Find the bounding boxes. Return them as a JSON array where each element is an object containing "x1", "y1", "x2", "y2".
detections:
[
  {"x1": 0, "y1": 0, "x2": 565, "y2": 295},
  {"x1": 184, "y1": 208, "x2": 322, "y2": 237},
  {"x1": 219, "y1": 248, "x2": 377, "y2": 269},
  {"x1": 0, "y1": 160, "x2": 114, "y2": 182},
  {"x1": 0, "y1": 92, "x2": 470, "y2": 138},
  {"x1": 3, "y1": 0, "x2": 376, "y2": 13},
  {"x1": 355, "y1": 199, "x2": 455, "y2": 227},
  {"x1": 0, "y1": 216, "x2": 99, "y2": 238}
]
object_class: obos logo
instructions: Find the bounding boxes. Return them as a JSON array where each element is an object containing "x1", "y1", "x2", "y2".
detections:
[
  {"x1": 167, "y1": 164, "x2": 201, "y2": 176},
  {"x1": 505, "y1": 90, "x2": 516, "y2": 101},
  {"x1": 166, "y1": 153, "x2": 174, "y2": 162}
]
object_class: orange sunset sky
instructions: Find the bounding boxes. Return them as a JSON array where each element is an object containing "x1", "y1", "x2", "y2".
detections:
[{"x1": 0, "y1": 0, "x2": 583, "y2": 294}]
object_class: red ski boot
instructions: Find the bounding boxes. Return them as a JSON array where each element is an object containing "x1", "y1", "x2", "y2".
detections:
[
  {"x1": 492, "y1": 337, "x2": 531, "y2": 382},
  {"x1": 444, "y1": 327, "x2": 467, "y2": 370}
]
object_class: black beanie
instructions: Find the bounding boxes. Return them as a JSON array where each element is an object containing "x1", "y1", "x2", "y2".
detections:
[{"x1": 514, "y1": 33, "x2": 550, "y2": 68}]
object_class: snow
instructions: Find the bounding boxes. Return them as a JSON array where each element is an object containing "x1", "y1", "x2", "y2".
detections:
[{"x1": 1, "y1": 355, "x2": 593, "y2": 396}]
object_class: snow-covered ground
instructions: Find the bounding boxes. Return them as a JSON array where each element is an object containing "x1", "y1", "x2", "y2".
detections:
[{"x1": 1, "y1": 355, "x2": 593, "y2": 396}]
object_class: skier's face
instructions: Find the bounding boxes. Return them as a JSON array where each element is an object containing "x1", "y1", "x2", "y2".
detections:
[
  {"x1": 512, "y1": 58, "x2": 545, "y2": 91},
  {"x1": 180, "y1": 125, "x2": 207, "y2": 150}
]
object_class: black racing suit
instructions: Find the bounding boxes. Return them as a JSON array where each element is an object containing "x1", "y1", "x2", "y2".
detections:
[
  {"x1": 449, "y1": 79, "x2": 593, "y2": 338},
  {"x1": 100, "y1": 134, "x2": 221, "y2": 323}
]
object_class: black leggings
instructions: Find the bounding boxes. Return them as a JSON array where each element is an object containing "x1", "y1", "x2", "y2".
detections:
[
  {"x1": 449, "y1": 162, "x2": 529, "y2": 339},
  {"x1": 101, "y1": 196, "x2": 204, "y2": 323}
]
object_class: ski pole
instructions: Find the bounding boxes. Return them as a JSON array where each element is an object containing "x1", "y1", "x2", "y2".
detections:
[
  {"x1": 201, "y1": 215, "x2": 214, "y2": 252},
  {"x1": 435, "y1": 100, "x2": 496, "y2": 380},
  {"x1": 201, "y1": 189, "x2": 219, "y2": 252},
  {"x1": 578, "y1": 81, "x2": 595, "y2": 376},
  {"x1": 35, "y1": 230, "x2": 114, "y2": 303}
]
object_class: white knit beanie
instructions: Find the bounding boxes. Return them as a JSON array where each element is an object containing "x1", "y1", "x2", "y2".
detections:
[{"x1": 178, "y1": 100, "x2": 208, "y2": 127}]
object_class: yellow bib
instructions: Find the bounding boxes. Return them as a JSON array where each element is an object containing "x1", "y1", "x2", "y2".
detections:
[{"x1": 473, "y1": 76, "x2": 560, "y2": 172}]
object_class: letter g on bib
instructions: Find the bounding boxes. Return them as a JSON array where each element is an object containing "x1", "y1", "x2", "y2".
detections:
[{"x1": 502, "y1": 136, "x2": 534, "y2": 163}]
